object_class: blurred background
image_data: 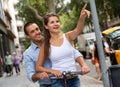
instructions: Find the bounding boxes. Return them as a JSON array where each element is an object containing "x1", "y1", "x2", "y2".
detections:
[{"x1": 0, "y1": 0, "x2": 120, "y2": 79}]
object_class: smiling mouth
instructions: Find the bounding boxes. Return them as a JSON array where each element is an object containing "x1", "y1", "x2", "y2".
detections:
[
  {"x1": 54, "y1": 27, "x2": 59, "y2": 29},
  {"x1": 36, "y1": 34, "x2": 42, "y2": 38}
]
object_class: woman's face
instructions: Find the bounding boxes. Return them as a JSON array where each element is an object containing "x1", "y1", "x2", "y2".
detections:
[{"x1": 45, "y1": 16, "x2": 60, "y2": 33}]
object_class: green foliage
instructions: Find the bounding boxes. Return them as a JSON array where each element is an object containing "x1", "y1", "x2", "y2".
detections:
[
  {"x1": 29, "y1": 0, "x2": 48, "y2": 16},
  {"x1": 94, "y1": 0, "x2": 120, "y2": 30},
  {"x1": 15, "y1": 0, "x2": 47, "y2": 25},
  {"x1": 109, "y1": 0, "x2": 120, "y2": 17},
  {"x1": 60, "y1": 2, "x2": 91, "y2": 33},
  {"x1": 15, "y1": 0, "x2": 120, "y2": 48},
  {"x1": 60, "y1": 7, "x2": 78, "y2": 33},
  {"x1": 22, "y1": 38, "x2": 31, "y2": 49}
]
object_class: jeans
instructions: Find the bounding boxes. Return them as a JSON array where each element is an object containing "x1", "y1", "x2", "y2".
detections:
[
  {"x1": 14, "y1": 64, "x2": 20, "y2": 74},
  {"x1": 51, "y1": 76, "x2": 81, "y2": 87},
  {"x1": 40, "y1": 84, "x2": 51, "y2": 87}
]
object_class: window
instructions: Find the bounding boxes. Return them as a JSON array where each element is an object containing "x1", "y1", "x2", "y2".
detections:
[{"x1": 110, "y1": 29, "x2": 120, "y2": 39}]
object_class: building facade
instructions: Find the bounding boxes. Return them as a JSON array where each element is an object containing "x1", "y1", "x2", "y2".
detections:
[
  {"x1": 0, "y1": 0, "x2": 25, "y2": 75},
  {"x1": 0, "y1": 0, "x2": 16, "y2": 59}
]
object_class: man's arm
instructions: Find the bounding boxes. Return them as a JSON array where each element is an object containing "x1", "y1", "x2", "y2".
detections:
[
  {"x1": 104, "y1": 42, "x2": 114, "y2": 54},
  {"x1": 73, "y1": 48, "x2": 90, "y2": 74},
  {"x1": 32, "y1": 72, "x2": 48, "y2": 81},
  {"x1": 23, "y1": 53, "x2": 49, "y2": 82},
  {"x1": 73, "y1": 48, "x2": 83, "y2": 60},
  {"x1": 23, "y1": 54, "x2": 37, "y2": 82}
]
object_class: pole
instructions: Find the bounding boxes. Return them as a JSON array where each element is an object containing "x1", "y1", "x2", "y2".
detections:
[{"x1": 87, "y1": 0, "x2": 110, "y2": 87}]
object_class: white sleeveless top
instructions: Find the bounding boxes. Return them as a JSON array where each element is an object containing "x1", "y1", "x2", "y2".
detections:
[{"x1": 49, "y1": 34, "x2": 76, "y2": 72}]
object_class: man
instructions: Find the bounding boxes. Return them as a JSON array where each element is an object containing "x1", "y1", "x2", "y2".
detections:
[
  {"x1": 5, "y1": 51, "x2": 13, "y2": 76},
  {"x1": 23, "y1": 22, "x2": 51, "y2": 87},
  {"x1": 23, "y1": 22, "x2": 90, "y2": 87}
]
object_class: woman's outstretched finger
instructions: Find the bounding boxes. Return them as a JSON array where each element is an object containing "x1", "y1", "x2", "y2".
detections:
[{"x1": 82, "y1": 3, "x2": 87, "y2": 10}]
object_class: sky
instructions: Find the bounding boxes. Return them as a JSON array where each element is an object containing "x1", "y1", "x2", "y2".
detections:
[
  {"x1": 13, "y1": 0, "x2": 19, "y2": 4},
  {"x1": 64, "y1": 0, "x2": 71, "y2": 4}
]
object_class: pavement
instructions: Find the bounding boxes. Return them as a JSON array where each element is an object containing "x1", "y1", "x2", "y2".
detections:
[
  {"x1": 80, "y1": 75, "x2": 103, "y2": 87},
  {"x1": 0, "y1": 58, "x2": 111, "y2": 87},
  {"x1": 80, "y1": 58, "x2": 111, "y2": 87}
]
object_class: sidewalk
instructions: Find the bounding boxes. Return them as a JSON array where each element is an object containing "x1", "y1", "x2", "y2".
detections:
[
  {"x1": 77, "y1": 65, "x2": 103, "y2": 87},
  {"x1": 79, "y1": 58, "x2": 111, "y2": 87},
  {"x1": 80, "y1": 75, "x2": 103, "y2": 87}
]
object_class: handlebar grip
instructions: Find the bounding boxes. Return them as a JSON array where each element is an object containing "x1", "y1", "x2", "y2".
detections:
[
  {"x1": 70, "y1": 71, "x2": 83, "y2": 75},
  {"x1": 48, "y1": 74, "x2": 63, "y2": 79},
  {"x1": 48, "y1": 71, "x2": 82, "y2": 79}
]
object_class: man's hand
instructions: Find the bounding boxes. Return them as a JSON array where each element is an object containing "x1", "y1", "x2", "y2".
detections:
[
  {"x1": 39, "y1": 72, "x2": 49, "y2": 80},
  {"x1": 32, "y1": 72, "x2": 49, "y2": 81}
]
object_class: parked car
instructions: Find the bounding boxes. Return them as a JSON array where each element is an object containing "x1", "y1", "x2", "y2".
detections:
[{"x1": 102, "y1": 26, "x2": 120, "y2": 65}]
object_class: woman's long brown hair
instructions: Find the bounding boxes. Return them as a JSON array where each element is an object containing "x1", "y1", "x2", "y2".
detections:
[{"x1": 43, "y1": 13, "x2": 59, "y2": 59}]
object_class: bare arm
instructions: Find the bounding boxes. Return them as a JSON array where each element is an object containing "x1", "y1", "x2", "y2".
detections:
[
  {"x1": 66, "y1": 3, "x2": 90, "y2": 41},
  {"x1": 36, "y1": 44, "x2": 61, "y2": 77},
  {"x1": 91, "y1": 45, "x2": 95, "y2": 59},
  {"x1": 32, "y1": 72, "x2": 49, "y2": 81},
  {"x1": 36, "y1": 44, "x2": 52, "y2": 73},
  {"x1": 104, "y1": 47, "x2": 114, "y2": 54},
  {"x1": 76, "y1": 57, "x2": 90, "y2": 74}
]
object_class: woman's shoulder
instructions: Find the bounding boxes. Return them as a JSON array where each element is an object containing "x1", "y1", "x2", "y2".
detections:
[{"x1": 64, "y1": 33, "x2": 69, "y2": 39}]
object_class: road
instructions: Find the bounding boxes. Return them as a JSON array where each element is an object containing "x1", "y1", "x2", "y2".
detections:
[
  {"x1": 77, "y1": 58, "x2": 111, "y2": 87},
  {"x1": 0, "y1": 58, "x2": 111, "y2": 87}
]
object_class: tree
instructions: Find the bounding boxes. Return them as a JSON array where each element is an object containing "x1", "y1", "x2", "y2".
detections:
[
  {"x1": 16, "y1": 0, "x2": 67, "y2": 24},
  {"x1": 95, "y1": 0, "x2": 120, "y2": 30},
  {"x1": 16, "y1": 0, "x2": 120, "y2": 48},
  {"x1": 16, "y1": 0, "x2": 78, "y2": 48}
]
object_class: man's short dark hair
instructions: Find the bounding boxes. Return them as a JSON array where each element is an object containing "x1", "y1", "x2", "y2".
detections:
[{"x1": 24, "y1": 22, "x2": 35, "y2": 35}]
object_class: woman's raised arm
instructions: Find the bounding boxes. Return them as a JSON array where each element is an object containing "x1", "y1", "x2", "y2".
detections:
[{"x1": 66, "y1": 3, "x2": 90, "y2": 41}]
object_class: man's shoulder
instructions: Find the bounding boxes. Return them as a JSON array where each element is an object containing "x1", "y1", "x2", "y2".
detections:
[
  {"x1": 23, "y1": 46, "x2": 33, "y2": 62},
  {"x1": 24, "y1": 46, "x2": 32, "y2": 54},
  {"x1": 24, "y1": 43, "x2": 39, "y2": 54}
]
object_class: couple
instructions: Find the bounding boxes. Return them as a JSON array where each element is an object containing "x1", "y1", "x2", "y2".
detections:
[{"x1": 23, "y1": 4, "x2": 90, "y2": 87}]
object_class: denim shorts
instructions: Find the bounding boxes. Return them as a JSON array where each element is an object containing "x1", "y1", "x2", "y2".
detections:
[{"x1": 51, "y1": 76, "x2": 81, "y2": 87}]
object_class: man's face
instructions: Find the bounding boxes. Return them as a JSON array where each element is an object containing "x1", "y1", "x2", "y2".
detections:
[{"x1": 26, "y1": 23, "x2": 43, "y2": 42}]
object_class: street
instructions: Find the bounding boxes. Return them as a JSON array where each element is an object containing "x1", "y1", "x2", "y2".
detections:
[
  {"x1": 0, "y1": 65, "x2": 39, "y2": 87},
  {"x1": 0, "y1": 59, "x2": 111, "y2": 87},
  {"x1": 80, "y1": 57, "x2": 111, "y2": 87}
]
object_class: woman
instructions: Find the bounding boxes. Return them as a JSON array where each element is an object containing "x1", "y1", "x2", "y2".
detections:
[
  {"x1": 91, "y1": 40, "x2": 113, "y2": 80},
  {"x1": 36, "y1": 4, "x2": 90, "y2": 87},
  {"x1": 13, "y1": 52, "x2": 21, "y2": 75},
  {"x1": 91, "y1": 42, "x2": 101, "y2": 80}
]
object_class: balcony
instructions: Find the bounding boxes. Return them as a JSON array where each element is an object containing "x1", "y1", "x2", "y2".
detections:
[
  {"x1": 7, "y1": 28, "x2": 16, "y2": 40},
  {"x1": 4, "y1": 9, "x2": 12, "y2": 21}
]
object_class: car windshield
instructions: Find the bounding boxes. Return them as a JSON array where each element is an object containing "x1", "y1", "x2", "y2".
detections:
[{"x1": 109, "y1": 29, "x2": 120, "y2": 39}]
